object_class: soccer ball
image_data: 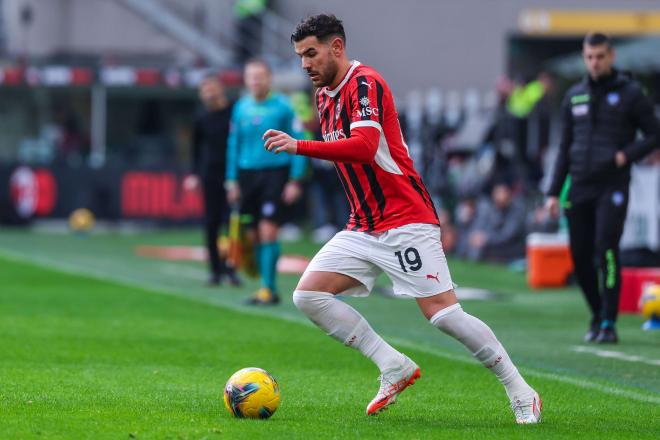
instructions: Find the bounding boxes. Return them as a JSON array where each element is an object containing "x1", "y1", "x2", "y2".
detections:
[
  {"x1": 68, "y1": 208, "x2": 95, "y2": 233},
  {"x1": 223, "y1": 367, "x2": 280, "y2": 419},
  {"x1": 640, "y1": 284, "x2": 660, "y2": 319}
]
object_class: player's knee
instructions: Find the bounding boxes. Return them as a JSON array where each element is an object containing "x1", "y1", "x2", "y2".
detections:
[
  {"x1": 292, "y1": 290, "x2": 333, "y2": 315},
  {"x1": 428, "y1": 303, "x2": 463, "y2": 333}
]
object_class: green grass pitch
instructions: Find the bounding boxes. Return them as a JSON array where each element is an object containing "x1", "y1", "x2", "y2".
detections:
[{"x1": 0, "y1": 229, "x2": 659, "y2": 439}]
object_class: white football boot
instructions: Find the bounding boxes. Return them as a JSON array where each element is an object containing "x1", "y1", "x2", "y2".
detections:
[
  {"x1": 366, "y1": 357, "x2": 421, "y2": 415},
  {"x1": 510, "y1": 390, "x2": 542, "y2": 424}
]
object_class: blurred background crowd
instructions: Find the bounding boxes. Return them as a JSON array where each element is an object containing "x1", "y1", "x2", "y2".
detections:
[{"x1": 1, "y1": 0, "x2": 660, "y2": 270}]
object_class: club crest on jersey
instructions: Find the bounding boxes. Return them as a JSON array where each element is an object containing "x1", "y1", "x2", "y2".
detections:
[{"x1": 335, "y1": 99, "x2": 341, "y2": 120}]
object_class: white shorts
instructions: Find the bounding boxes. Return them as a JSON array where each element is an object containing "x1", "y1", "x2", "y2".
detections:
[{"x1": 304, "y1": 223, "x2": 454, "y2": 298}]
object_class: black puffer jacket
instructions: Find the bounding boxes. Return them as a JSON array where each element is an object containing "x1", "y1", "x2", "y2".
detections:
[{"x1": 548, "y1": 70, "x2": 660, "y2": 200}]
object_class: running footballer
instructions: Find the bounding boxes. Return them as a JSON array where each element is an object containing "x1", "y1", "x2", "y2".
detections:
[{"x1": 262, "y1": 14, "x2": 542, "y2": 423}]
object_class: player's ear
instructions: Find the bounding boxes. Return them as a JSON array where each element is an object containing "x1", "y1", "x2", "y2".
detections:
[{"x1": 330, "y1": 37, "x2": 344, "y2": 57}]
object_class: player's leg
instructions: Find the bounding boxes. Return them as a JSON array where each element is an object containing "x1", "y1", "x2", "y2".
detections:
[
  {"x1": 417, "y1": 291, "x2": 541, "y2": 423},
  {"x1": 378, "y1": 223, "x2": 540, "y2": 423},
  {"x1": 593, "y1": 188, "x2": 628, "y2": 343},
  {"x1": 295, "y1": 271, "x2": 410, "y2": 372},
  {"x1": 565, "y1": 200, "x2": 601, "y2": 341},
  {"x1": 293, "y1": 232, "x2": 419, "y2": 415}
]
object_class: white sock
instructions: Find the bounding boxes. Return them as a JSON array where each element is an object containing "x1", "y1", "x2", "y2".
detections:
[
  {"x1": 293, "y1": 290, "x2": 406, "y2": 372},
  {"x1": 430, "y1": 304, "x2": 531, "y2": 400}
]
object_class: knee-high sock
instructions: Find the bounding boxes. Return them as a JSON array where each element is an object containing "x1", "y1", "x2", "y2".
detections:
[
  {"x1": 293, "y1": 290, "x2": 406, "y2": 372},
  {"x1": 430, "y1": 304, "x2": 531, "y2": 400},
  {"x1": 259, "y1": 241, "x2": 280, "y2": 292}
]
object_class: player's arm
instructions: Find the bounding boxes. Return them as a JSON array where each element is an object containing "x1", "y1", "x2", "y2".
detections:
[
  {"x1": 263, "y1": 126, "x2": 379, "y2": 162},
  {"x1": 265, "y1": 75, "x2": 383, "y2": 162},
  {"x1": 620, "y1": 87, "x2": 660, "y2": 164}
]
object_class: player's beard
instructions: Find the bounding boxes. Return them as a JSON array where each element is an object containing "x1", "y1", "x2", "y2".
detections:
[{"x1": 318, "y1": 59, "x2": 338, "y2": 88}]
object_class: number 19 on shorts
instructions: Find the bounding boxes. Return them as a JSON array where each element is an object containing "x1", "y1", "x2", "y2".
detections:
[{"x1": 395, "y1": 248, "x2": 422, "y2": 272}]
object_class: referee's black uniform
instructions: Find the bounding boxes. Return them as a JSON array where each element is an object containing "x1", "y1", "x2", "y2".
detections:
[
  {"x1": 192, "y1": 104, "x2": 237, "y2": 284},
  {"x1": 548, "y1": 69, "x2": 660, "y2": 341}
]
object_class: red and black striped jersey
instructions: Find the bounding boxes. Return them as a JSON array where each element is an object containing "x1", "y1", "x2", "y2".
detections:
[{"x1": 308, "y1": 61, "x2": 439, "y2": 233}]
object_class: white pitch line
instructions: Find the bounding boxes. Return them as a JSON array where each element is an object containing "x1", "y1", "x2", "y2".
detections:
[
  {"x1": 1, "y1": 247, "x2": 659, "y2": 405},
  {"x1": 571, "y1": 345, "x2": 660, "y2": 367}
]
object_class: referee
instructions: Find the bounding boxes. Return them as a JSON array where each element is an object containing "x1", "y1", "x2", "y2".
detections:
[
  {"x1": 546, "y1": 33, "x2": 660, "y2": 343},
  {"x1": 226, "y1": 59, "x2": 306, "y2": 305}
]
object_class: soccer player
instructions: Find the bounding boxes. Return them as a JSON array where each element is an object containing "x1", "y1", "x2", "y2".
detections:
[
  {"x1": 263, "y1": 14, "x2": 541, "y2": 423},
  {"x1": 226, "y1": 58, "x2": 307, "y2": 305}
]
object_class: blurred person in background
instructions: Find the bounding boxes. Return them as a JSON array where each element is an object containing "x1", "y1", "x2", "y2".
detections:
[
  {"x1": 226, "y1": 58, "x2": 306, "y2": 305},
  {"x1": 309, "y1": 156, "x2": 351, "y2": 243},
  {"x1": 546, "y1": 33, "x2": 660, "y2": 344},
  {"x1": 184, "y1": 75, "x2": 241, "y2": 287},
  {"x1": 503, "y1": 73, "x2": 551, "y2": 187},
  {"x1": 279, "y1": 91, "x2": 315, "y2": 241},
  {"x1": 466, "y1": 177, "x2": 526, "y2": 263},
  {"x1": 233, "y1": 0, "x2": 268, "y2": 63},
  {"x1": 453, "y1": 196, "x2": 478, "y2": 259}
]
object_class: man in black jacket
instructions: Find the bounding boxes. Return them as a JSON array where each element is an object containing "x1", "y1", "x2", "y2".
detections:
[
  {"x1": 184, "y1": 75, "x2": 241, "y2": 286},
  {"x1": 546, "y1": 33, "x2": 660, "y2": 343}
]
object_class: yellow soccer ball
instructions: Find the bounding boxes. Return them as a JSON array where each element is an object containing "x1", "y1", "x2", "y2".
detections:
[
  {"x1": 640, "y1": 284, "x2": 660, "y2": 319},
  {"x1": 223, "y1": 367, "x2": 280, "y2": 419},
  {"x1": 69, "y1": 208, "x2": 95, "y2": 233}
]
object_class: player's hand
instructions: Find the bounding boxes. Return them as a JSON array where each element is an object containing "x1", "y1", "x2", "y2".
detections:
[
  {"x1": 282, "y1": 181, "x2": 302, "y2": 205},
  {"x1": 227, "y1": 186, "x2": 241, "y2": 205},
  {"x1": 183, "y1": 174, "x2": 199, "y2": 191},
  {"x1": 545, "y1": 196, "x2": 560, "y2": 218},
  {"x1": 615, "y1": 151, "x2": 627, "y2": 168},
  {"x1": 263, "y1": 129, "x2": 298, "y2": 155}
]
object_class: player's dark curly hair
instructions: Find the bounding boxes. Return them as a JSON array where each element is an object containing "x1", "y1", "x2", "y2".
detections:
[{"x1": 290, "y1": 14, "x2": 346, "y2": 44}]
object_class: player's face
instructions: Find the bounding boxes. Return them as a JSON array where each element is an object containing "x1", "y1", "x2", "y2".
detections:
[
  {"x1": 199, "y1": 78, "x2": 224, "y2": 108},
  {"x1": 244, "y1": 63, "x2": 271, "y2": 100},
  {"x1": 294, "y1": 36, "x2": 339, "y2": 88},
  {"x1": 583, "y1": 44, "x2": 614, "y2": 80}
]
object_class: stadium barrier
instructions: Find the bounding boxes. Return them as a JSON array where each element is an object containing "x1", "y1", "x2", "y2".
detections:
[{"x1": 0, "y1": 163, "x2": 203, "y2": 224}]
